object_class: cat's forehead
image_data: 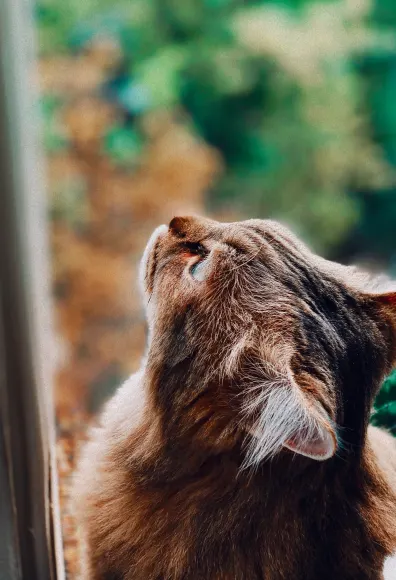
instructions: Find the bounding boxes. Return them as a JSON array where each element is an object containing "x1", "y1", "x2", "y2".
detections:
[
  {"x1": 170, "y1": 215, "x2": 304, "y2": 249},
  {"x1": 225, "y1": 219, "x2": 394, "y2": 295},
  {"x1": 164, "y1": 215, "x2": 393, "y2": 296}
]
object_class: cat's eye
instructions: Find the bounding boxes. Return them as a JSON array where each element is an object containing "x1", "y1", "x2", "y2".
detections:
[
  {"x1": 182, "y1": 241, "x2": 206, "y2": 257},
  {"x1": 180, "y1": 241, "x2": 209, "y2": 281},
  {"x1": 190, "y1": 258, "x2": 208, "y2": 281}
]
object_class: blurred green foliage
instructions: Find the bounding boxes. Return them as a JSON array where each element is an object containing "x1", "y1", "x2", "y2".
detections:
[
  {"x1": 35, "y1": 0, "x2": 396, "y2": 432},
  {"x1": 372, "y1": 370, "x2": 396, "y2": 435},
  {"x1": 36, "y1": 0, "x2": 396, "y2": 255}
]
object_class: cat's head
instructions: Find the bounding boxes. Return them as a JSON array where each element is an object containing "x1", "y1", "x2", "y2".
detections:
[{"x1": 140, "y1": 216, "x2": 396, "y2": 466}]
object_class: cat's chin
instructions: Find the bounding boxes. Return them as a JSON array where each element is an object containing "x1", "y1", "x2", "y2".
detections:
[{"x1": 138, "y1": 224, "x2": 167, "y2": 298}]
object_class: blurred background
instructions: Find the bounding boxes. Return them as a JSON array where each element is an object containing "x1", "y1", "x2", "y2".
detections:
[{"x1": 34, "y1": 0, "x2": 396, "y2": 575}]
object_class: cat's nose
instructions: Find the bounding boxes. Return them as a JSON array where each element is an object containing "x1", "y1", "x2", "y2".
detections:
[
  {"x1": 169, "y1": 215, "x2": 218, "y2": 239},
  {"x1": 169, "y1": 216, "x2": 192, "y2": 238}
]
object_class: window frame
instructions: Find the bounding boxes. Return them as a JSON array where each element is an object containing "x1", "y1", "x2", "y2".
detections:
[{"x1": 0, "y1": 0, "x2": 64, "y2": 578}]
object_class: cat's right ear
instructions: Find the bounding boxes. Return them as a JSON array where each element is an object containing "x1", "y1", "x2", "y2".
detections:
[
  {"x1": 370, "y1": 291, "x2": 396, "y2": 331},
  {"x1": 374, "y1": 292, "x2": 396, "y2": 309},
  {"x1": 372, "y1": 291, "x2": 396, "y2": 345}
]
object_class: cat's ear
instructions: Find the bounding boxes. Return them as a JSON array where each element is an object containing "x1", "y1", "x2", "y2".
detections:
[
  {"x1": 374, "y1": 291, "x2": 396, "y2": 309},
  {"x1": 282, "y1": 396, "x2": 337, "y2": 461},
  {"x1": 246, "y1": 373, "x2": 337, "y2": 465},
  {"x1": 369, "y1": 291, "x2": 396, "y2": 334},
  {"x1": 371, "y1": 292, "x2": 396, "y2": 365},
  {"x1": 281, "y1": 371, "x2": 337, "y2": 461}
]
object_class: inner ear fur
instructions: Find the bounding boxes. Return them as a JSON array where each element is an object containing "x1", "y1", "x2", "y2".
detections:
[
  {"x1": 282, "y1": 387, "x2": 337, "y2": 461},
  {"x1": 281, "y1": 368, "x2": 337, "y2": 461},
  {"x1": 245, "y1": 371, "x2": 337, "y2": 466}
]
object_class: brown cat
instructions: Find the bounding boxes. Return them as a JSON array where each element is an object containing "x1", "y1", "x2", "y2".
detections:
[{"x1": 75, "y1": 216, "x2": 396, "y2": 580}]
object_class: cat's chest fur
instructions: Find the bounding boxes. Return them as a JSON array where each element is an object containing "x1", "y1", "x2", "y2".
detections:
[
  {"x1": 77, "y1": 378, "x2": 396, "y2": 580},
  {"x1": 90, "y1": 453, "x2": 388, "y2": 580},
  {"x1": 156, "y1": 480, "x2": 380, "y2": 580}
]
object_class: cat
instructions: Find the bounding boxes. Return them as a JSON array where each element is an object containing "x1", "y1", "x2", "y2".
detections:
[{"x1": 75, "y1": 216, "x2": 396, "y2": 580}]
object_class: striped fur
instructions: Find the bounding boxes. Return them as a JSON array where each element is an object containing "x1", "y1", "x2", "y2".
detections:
[{"x1": 76, "y1": 216, "x2": 396, "y2": 580}]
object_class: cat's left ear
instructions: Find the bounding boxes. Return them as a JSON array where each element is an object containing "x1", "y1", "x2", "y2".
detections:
[
  {"x1": 282, "y1": 397, "x2": 337, "y2": 461},
  {"x1": 281, "y1": 373, "x2": 337, "y2": 461},
  {"x1": 246, "y1": 372, "x2": 337, "y2": 465}
]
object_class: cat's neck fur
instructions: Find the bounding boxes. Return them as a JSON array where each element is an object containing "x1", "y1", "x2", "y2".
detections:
[
  {"x1": 76, "y1": 369, "x2": 396, "y2": 580},
  {"x1": 118, "y1": 370, "x2": 396, "y2": 580}
]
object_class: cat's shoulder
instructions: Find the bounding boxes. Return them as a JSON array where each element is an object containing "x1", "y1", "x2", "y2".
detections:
[
  {"x1": 74, "y1": 370, "x2": 146, "y2": 493},
  {"x1": 99, "y1": 369, "x2": 146, "y2": 431},
  {"x1": 384, "y1": 554, "x2": 396, "y2": 580},
  {"x1": 368, "y1": 425, "x2": 396, "y2": 457},
  {"x1": 81, "y1": 369, "x2": 146, "y2": 456},
  {"x1": 367, "y1": 425, "x2": 396, "y2": 487}
]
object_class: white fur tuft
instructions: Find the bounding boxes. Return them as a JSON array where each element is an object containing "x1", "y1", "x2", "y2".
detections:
[{"x1": 243, "y1": 371, "x2": 333, "y2": 468}]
